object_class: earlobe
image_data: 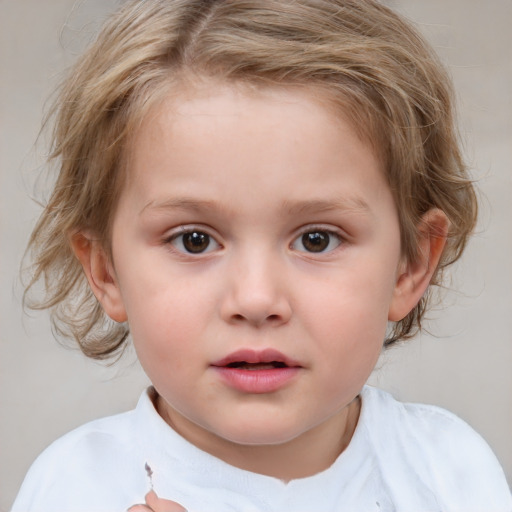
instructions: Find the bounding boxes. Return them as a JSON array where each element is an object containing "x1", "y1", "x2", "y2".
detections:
[
  {"x1": 388, "y1": 209, "x2": 449, "y2": 322},
  {"x1": 70, "y1": 232, "x2": 128, "y2": 323}
]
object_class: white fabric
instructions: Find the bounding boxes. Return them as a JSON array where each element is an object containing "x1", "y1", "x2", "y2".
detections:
[{"x1": 12, "y1": 386, "x2": 512, "y2": 512}]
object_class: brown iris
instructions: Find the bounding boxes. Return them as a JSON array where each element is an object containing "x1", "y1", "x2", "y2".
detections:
[
  {"x1": 182, "y1": 231, "x2": 210, "y2": 253},
  {"x1": 302, "y1": 231, "x2": 330, "y2": 252}
]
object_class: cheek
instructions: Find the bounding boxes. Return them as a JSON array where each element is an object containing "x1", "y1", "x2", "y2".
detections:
[
  {"x1": 297, "y1": 260, "x2": 396, "y2": 377},
  {"x1": 302, "y1": 263, "x2": 395, "y2": 333},
  {"x1": 124, "y1": 284, "x2": 206, "y2": 366}
]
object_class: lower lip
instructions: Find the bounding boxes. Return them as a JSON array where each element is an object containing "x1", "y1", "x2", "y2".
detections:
[{"x1": 212, "y1": 367, "x2": 300, "y2": 394}]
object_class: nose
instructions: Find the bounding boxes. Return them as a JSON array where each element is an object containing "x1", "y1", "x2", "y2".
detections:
[{"x1": 220, "y1": 250, "x2": 292, "y2": 328}]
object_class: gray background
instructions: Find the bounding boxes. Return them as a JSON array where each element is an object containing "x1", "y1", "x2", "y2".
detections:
[{"x1": 1, "y1": 0, "x2": 511, "y2": 509}]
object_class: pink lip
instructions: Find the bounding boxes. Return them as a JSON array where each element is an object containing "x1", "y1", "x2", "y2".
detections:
[
  {"x1": 212, "y1": 348, "x2": 301, "y2": 368},
  {"x1": 211, "y1": 348, "x2": 302, "y2": 394}
]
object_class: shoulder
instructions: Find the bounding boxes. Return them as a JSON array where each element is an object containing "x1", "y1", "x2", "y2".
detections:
[
  {"x1": 12, "y1": 396, "x2": 148, "y2": 511},
  {"x1": 360, "y1": 386, "x2": 512, "y2": 511},
  {"x1": 363, "y1": 386, "x2": 500, "y2": 464},
  {"x1": 363, "y1": 385, "x2": 484, "y2": 441},
  {"x1": 27, "y1": 406, "x2": 138, "y2": 465}
]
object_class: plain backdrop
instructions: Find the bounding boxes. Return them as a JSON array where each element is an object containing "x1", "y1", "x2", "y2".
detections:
[{"x1": 1, "y1": 0, "x2": 511, "y2": 509}]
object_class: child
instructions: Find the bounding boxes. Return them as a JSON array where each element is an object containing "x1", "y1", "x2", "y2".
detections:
[{"x1": 12, "y1": 0, "x2": 512, "y2": 510}]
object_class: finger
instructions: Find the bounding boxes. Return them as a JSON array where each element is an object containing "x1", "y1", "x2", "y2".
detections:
[
  {"x1": 145, "y1": 490, "x2": 188, "y2": 512},
  {"x1": 127, "y1": 504, "x2": 154, "y2": 512}
]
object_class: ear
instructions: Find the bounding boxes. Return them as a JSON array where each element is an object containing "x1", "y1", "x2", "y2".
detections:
[
  {"x1": 70, "y1": 232, "x2": 128, "y2": 323},
  {"x1": 388, "y1": 209, "x2": 449, "y2": 322}
]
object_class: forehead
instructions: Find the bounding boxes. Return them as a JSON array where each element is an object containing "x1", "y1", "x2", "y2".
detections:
[
  {"x1": 128, "y1": 82, "x2": 378, "y2": 166},
  {"x1": 118, "y1": 83, "x2": 391, "y2": 222}
]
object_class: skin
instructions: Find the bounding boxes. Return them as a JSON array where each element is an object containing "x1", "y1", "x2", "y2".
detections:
[
  {"x1": 128, "y1": 491, "x2": 187, "y2": 512},
  {"x1": 73, "y1": 84, "x2": 448, "y2": 510}
]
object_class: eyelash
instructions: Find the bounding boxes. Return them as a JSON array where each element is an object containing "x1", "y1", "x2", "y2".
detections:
[
  {"x1": 291, "y1": 227, "x2": 344, "y2": 254},
  {"x1": 163, "y1": 226, "x2": 344, "y2": 256},
  {"x1": 164, "y1": 227, "x2": 221, "y2": 255}
]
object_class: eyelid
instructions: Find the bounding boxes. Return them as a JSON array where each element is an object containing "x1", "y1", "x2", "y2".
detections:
[
  {"x1": 164, "y1": 225, "x2": 222, "y2": 255},
  {"x1": 293, "y1": 224, "x2": 346, "y2": 240},
  {"x1": 290, "y1": 225, "x2": 345, "y2": 254}
]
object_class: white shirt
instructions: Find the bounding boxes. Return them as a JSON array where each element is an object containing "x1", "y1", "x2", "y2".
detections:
[{"x1": 12, "y1": 386, "x2": 512, "y2": 512}]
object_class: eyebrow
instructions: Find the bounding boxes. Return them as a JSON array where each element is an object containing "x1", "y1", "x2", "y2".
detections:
[
  {"x1": 140, "y1": 198, "x2": 231, "y2": 216},
  {"x1": 281, "y1": 197, "x2": 371, "y2": 216},
  {"x1": 140, "y1": 196, "x2": 371, "y2": 217}
]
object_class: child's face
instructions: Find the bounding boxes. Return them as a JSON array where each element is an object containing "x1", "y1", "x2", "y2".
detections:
[{"x1": 106, "y1": 85, "x2": 405, "y2": 452}]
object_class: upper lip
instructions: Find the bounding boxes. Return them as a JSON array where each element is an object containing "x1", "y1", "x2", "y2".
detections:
[{"x1": 211, "y1": 348, "x2": 302, "y2": 368}]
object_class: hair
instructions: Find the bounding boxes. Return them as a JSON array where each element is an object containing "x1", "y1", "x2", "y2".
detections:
[{"x1": 24, "y1": 0, "x2": 477, "y2": 359}]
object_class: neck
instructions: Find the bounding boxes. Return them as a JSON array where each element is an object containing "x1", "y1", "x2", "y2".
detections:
[{"x1": 156, "y1": 394, "x2": 361, "y2": 481}]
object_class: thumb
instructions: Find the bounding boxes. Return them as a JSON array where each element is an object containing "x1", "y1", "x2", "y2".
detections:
[
  {"x1": 145, "y1": 490, "x2": 188, "y2": 512},
  {"x1": 127, "y1": 505, "x2": 152, "y2": 512}
]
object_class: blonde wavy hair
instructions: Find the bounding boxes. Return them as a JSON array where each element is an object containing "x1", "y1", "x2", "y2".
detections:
[{"x1": 24, "y1": 0, "x2": 477, "y2": 359}]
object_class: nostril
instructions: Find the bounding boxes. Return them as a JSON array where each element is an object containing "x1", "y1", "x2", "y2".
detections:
[
  {"x1": 267, "y1": 314, "x2": 281, "y2": 322},
  {"x1": 229, "y1": 312, "x2": 283, "y2": 326},
  {"x1": 223, "y1": 296, "x2": 292, "y2": 326}
]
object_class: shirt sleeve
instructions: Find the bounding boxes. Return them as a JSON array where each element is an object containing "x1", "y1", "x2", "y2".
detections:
[
  {"x1": 11, "y1": 427, "x2": 146, "y2": 512},
  {"x1": 400, "y1": 401, "x2": 512, "y2": 512}
]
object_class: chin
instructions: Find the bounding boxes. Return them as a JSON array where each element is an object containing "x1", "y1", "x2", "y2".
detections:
[{"x1": 213, "y1": 420, "x2": 307, "y2": 447}]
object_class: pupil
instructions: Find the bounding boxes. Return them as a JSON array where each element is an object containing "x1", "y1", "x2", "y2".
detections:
[
  {"x1": 183, "y1": 232, "x2": 209, "y2": 253},
  {"x1": 302, "y1": 232, "x2": 329, "y2": 252}
]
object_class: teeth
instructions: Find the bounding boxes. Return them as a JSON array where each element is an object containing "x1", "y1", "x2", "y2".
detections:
[
  {"x1": 240, "y1": 363, "x2": 276, "y2": 370},
  {"x1": 227, "y1": 361, "x2": 287, "y2": 370}
]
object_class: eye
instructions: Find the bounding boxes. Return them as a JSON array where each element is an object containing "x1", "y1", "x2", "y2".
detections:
[
  {"x1": 292, "y1": 229, "x2": 342, "y2": 253},
  {"x1": 168, "y1": 230, "x2": 220, "y2": 254}
]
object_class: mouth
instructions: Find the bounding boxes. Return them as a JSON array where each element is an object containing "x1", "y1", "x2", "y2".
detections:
[
  {"x1": 211, "y1": 348, "x2": 301, "y2": 393},
  {"x1": 211, "y1": 348, "x2": 301, "y2": 370},
  {"x1": 225, "y1": 361, "x2": 289, "y2": 370}
]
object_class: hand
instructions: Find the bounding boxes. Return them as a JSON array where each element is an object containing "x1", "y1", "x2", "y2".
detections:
[{"x1": 128, "y1": 490, "x2": 187, "y2": 512}]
